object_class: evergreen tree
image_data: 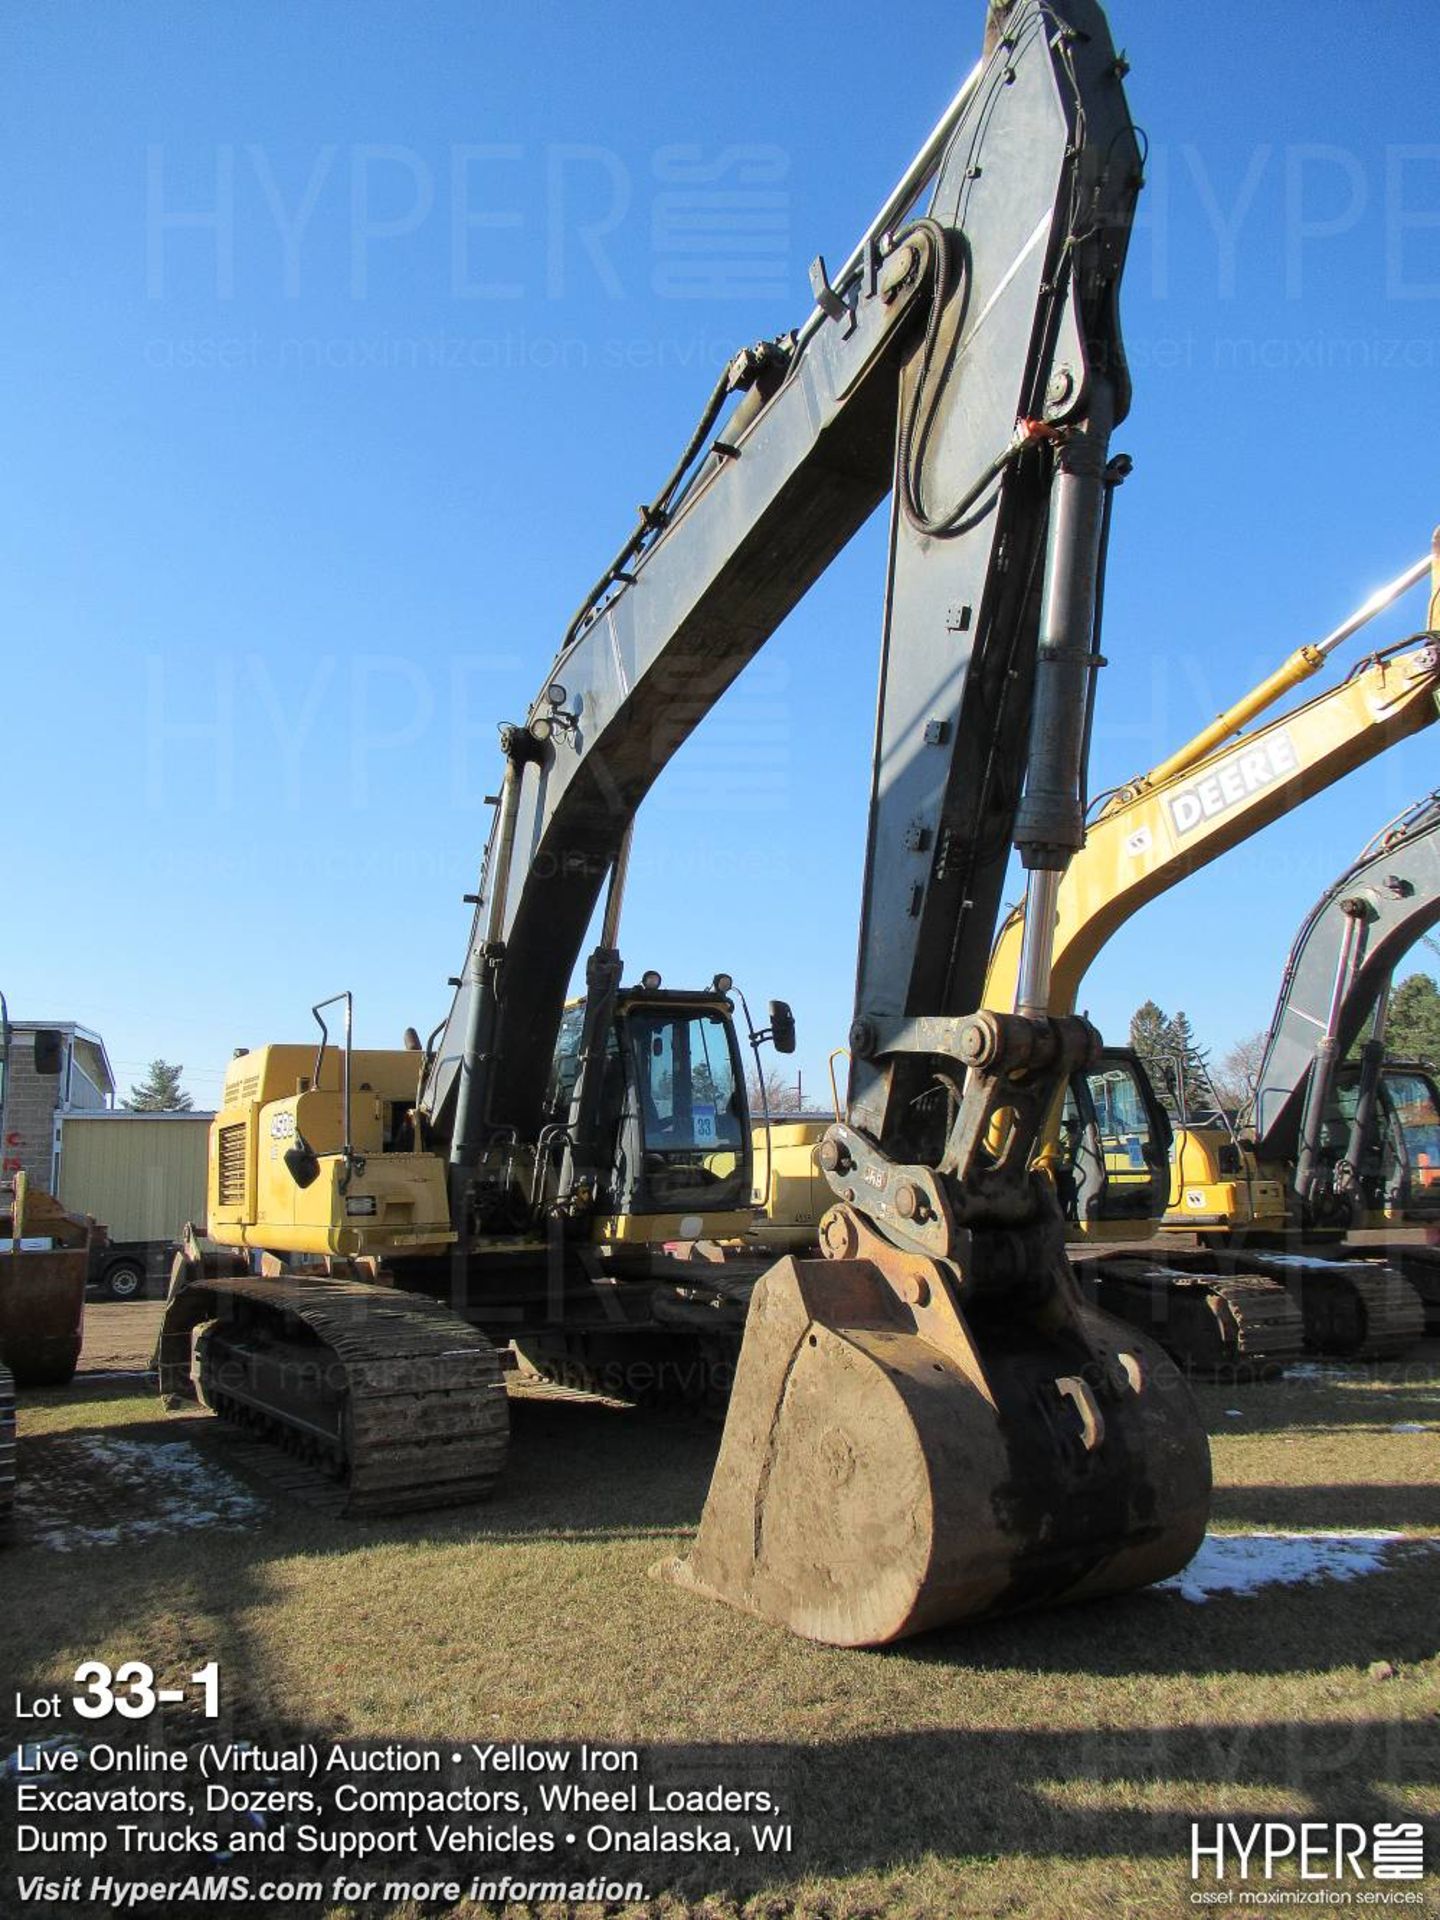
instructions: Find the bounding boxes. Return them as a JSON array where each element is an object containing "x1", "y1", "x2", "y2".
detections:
[
  {"x1": 1384, "y1": 974, "x2": 1440, "y2": 1064},
  {"x1": 1169, "y1": 1010, "x2": 1215, "y2": 1118},
  {"x1": 123, "y1": 1059, "x2": 193, "y2": 1112},
  {"x1": 1129, "y1": 1000, "x2": 1182, "y2": 1118},
  {"x1": 1128, "y1": 1001, "x2": 1216, "y2": 1121}
]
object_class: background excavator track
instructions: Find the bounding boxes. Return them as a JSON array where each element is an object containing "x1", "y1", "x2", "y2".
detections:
[
  {"x1": 1077, "y1": 1258, "x2": 1305, "y2": 1379},
  {"x1": 1091, "y1": 1250, "x2": 1424, "y2": 1363}
]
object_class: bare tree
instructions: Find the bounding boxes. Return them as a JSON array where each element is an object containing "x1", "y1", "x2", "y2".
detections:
[
  {"x1": 747, "y1": 1064, "x2": 806, "y2": 1116},
  {"x1": 1212, "y1": 1030, "x2": 1269, "y2": 1115}
]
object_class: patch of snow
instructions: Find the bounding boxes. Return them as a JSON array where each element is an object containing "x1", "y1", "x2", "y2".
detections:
[
  {"x1": 19, "y1": 1435, "x2": 263, "y2": 1551},
  {"x1": 1224, "y1": 1409, "x2": 1243, "y2": 1417},
  {"x1": 1158, "y1": 1530, "x2": 1436, "y2": 1603},
  {"x1": 1391, "y1": 1423, "x2": 1430, "y2": 1434}
]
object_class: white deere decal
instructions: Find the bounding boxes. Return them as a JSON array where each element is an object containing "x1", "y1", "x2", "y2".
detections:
[{"x1": 1167, "y1": 730, "x2": 1299, "y2": 837}]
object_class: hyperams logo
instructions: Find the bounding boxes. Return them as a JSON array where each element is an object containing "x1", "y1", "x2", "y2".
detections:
[
  {"x1": 1166, "y1": 731, "x2": 1301, "y2": 838},
  {"x1": 1189, "y1": 1820, "x2": 1427, "y2": 1896}
]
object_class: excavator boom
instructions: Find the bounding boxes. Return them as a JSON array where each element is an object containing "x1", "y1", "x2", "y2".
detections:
[
  {"x1": 165, "y1": 0, "x2": 1216, "y2": 1645},
  {"x1": 1252, "y1": 785, "x2": 1440, "y2": 1168}
]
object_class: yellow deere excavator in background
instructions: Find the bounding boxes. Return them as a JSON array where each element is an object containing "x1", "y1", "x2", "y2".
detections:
[
  {"x1": 751, "y1": 545, "x2": 1439, "y2": 1371},
  {"x1": 983, "y1": 545, "x2": 1439, "y2": 1368},
  {"x1": 162, "y1": 0, "x2": 1218, "y2": 1647}
]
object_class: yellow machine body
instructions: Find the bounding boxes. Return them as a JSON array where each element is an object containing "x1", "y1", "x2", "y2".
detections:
[
  {"x1": 747, "y1": 1118, "x2": 832, "y2": 1252},
  {"x1": 596, "y1": 1207, "x2": 754, "y2": 1245},
  {"x1": 208, "y1": 1045, "x2": 456, "y2": 1260},
  {"x1": 1163, "y1": 1127, "x2": 1289, "y2": 1231}
]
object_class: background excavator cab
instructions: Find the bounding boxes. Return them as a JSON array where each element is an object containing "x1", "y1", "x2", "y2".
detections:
[
  {"x1": 1335, "y1": 1061, "x2": 1440, "y2": 1220},
  {"x1": 1058, "y1": 1048, "x2": 1173, "y2": 1230}
]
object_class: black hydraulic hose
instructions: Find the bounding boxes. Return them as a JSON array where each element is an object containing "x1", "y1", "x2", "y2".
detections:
[
  {"x1": 1343, "y1": 631, "x2": 1440, "y2": 682},
  {"x1": 560, "y1": 363, "x2": 737, "y2": 652}
]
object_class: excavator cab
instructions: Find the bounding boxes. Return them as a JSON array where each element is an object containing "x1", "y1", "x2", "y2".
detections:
[
  {"x1": 1058, "y1": 1049, "x2": 1173, "y2": 1231},
  {"x1": 1336, "y1": 1061, "x2": 1440, "y2": 1220},
  {"x1": 544, "y1": 984, "x2": 754, "y2": 1236}
]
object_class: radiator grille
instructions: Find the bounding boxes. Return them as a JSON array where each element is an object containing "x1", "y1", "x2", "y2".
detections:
[{"x1": 216, "y1": 1123, "x2": 248, "y2": 1207}]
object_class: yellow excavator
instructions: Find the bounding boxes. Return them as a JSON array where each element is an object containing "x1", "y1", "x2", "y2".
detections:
[
  {"x1": 0, "y1": 1011, "x2": 91, "y2": 1538},
  {"x1": 163, "y1": 0, "x2": 1219, "y2": 1647},
  {"x1": 984, "y1": 546, "x2": 1439, "y2": 1366},
  {"x1": 753, "y1": 544, "x2": 1440, "y2": 1369}
]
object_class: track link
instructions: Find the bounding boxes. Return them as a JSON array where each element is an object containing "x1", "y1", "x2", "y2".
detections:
[
  {"x1": 159, "y1": 1274, "x2": 509, "y2": 1517},
  {"x1": 1173, "y1": 1252, "x2": 1428, "y2": 1360},
  {"x1": 1278, "y1": 1258, "x2": 1426, "y2": 1360},
  {"x1": 1368, "y1": 1246, "x2": 1440, "y2": 1336},
  {"x1": 1077, "y1": 1258, "x2": 1305, "y2": 1378}
]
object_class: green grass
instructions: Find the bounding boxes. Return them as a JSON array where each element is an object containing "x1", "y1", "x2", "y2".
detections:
[{"x1": 2, "y1": 1320, "x2": 1438, "y2": 1919}]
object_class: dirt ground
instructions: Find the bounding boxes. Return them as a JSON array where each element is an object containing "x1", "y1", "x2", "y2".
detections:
[{"x1": 77, "y1": 1299, "x2": 164, "y2": 1373}]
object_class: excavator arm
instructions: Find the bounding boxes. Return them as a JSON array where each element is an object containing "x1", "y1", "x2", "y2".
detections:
[
  {"x1": 421, "y1": 0, "x2": 1144, "y2": 1242},
  {"x1": 1249, "y1": 786, "x2": 1440, "y2": 1186},
  {"x1": 662, "y1": 2, "x2": 1213, "y2": 1645},
  {"x1": 986, "y1": 572, "x2": 1440, "y2": 1018}
]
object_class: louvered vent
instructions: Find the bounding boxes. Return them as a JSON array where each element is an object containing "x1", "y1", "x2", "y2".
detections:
[{"x1": 216, "y1": 1123, "x2": 248, "y2": 1207}]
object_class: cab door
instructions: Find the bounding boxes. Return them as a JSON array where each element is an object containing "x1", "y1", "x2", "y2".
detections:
[{"x1": 1062, "y1": 1048, "x2": 1173, "y2": 1229}]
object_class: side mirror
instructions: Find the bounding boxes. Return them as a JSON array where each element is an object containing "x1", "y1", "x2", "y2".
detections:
[
  {"x1": 284, "y1": 1133, "x2": 322, "y2": 1190},
  {"x1": 768, "y1": 1000, "x2": 796, "y2": 1056},
  {"x1": 32, "y1": 1030, "x2": 65, "y2": 1076}
]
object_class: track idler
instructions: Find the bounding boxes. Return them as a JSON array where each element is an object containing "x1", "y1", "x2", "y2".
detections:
[{"x1": 664, "y1": 1217, "x2": 1211, "y2": 1646}]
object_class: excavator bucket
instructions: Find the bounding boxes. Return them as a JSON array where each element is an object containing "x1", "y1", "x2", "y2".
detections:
[
  {"x1": 0, "y1": 1247, "x2": 86, "y2": 1387},
  {"x1": 0, "y1": 1178, "x2": 87, "y2": 1389},
  {"x1": 663, "y1": 1252, "x2": 1210, "y2": 1646}
]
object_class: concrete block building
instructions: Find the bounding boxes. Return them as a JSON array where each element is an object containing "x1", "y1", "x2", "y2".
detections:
[{"x1": 2, "y1": 1020, "x2": 115, "y2": 1192}]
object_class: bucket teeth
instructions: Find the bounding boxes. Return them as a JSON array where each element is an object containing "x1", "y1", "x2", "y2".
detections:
[{"x1": 661, "y1": 1253, "x2": 1211, "y2": 1647}]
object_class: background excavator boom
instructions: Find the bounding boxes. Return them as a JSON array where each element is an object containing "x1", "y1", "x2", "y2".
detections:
[{"x1": 985, "y1": 552, "x2": 1440, "y2": 1019}]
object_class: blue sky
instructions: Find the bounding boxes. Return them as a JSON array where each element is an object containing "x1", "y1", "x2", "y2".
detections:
[{"x1": 3, "y1": 2, "x2": 1436, "y2": 1113}]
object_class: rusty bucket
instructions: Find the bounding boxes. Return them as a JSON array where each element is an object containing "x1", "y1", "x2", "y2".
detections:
[
  {"x1": 0, "y1": 1246, "x2": 86, "y2": 1387},
  {"x1": 661, "y1": 1250, "x2": 1210, "y2": 1646}
]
